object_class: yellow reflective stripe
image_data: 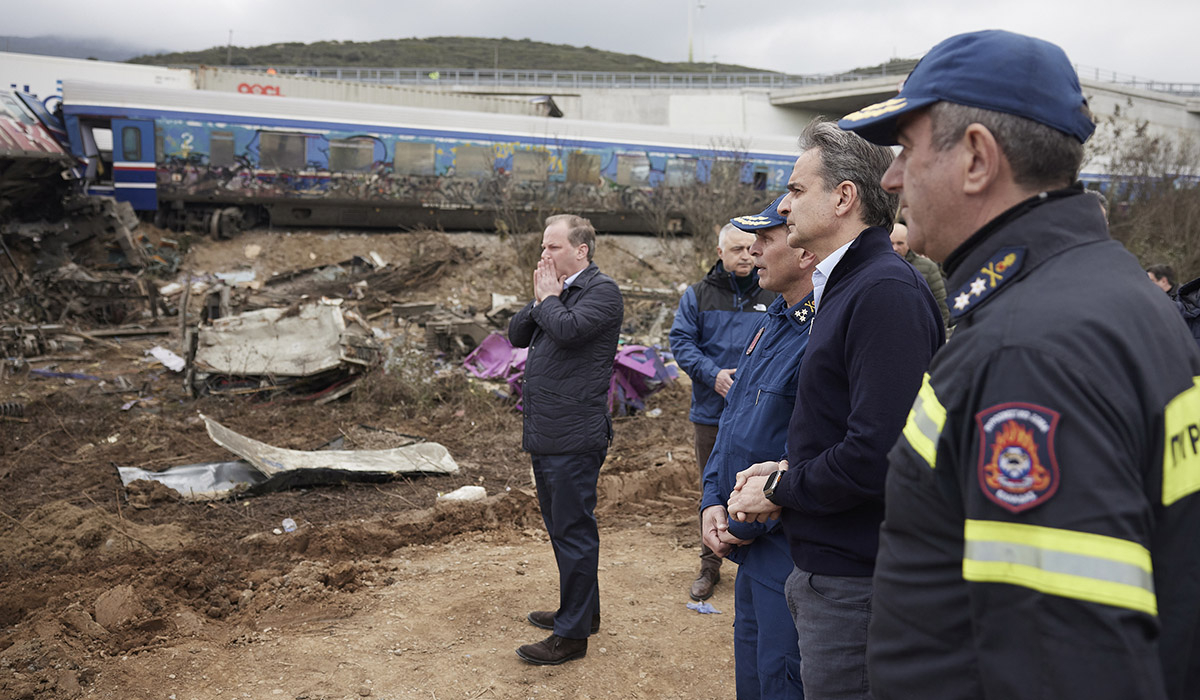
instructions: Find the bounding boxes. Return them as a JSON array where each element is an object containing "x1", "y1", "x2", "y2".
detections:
[
  {"x1": 1163, "y1": 376, "x2": 1200, "y2": 506},
  {"x1": 902, "y1": 373, "x2": 945, "y2": 468},
  {"x1": 963, "y1": 519, "x2": 1157, "y2": 616}
]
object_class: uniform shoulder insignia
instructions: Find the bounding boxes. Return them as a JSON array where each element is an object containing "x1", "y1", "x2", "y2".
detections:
[
  {"x1": 950, "y1": 247, "x2": 1025, "y2": 319},
  {"x1": 976, "y1": 402, "x2": 1060, "y2": 513},
  {"x1": 791, "y1": 299, "x2": 816, "y2": 326}
]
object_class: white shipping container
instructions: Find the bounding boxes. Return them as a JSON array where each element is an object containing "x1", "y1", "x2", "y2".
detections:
[{"x1": 1, "y1": 52, "x2": 195, "y2": 106}]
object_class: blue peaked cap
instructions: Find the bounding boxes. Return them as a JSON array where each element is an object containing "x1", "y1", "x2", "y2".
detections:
[
  {"x1": 839, "y1": 30, "x2": 1095, "y2": 146},
  {"x1": 729, "y1": 193, "x2": 788, "y2": 232}
]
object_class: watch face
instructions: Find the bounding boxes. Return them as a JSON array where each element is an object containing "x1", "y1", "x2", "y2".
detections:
[{"x1": 764, "y1": 470, "x2": 781, "y2": 497}]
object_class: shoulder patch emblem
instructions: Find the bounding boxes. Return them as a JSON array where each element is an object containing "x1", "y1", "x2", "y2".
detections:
[
  {"x1": 950, "y1": 247, "x2": 1025, "y2": 319},
  {"x1": 976, "y1": 402, "x2": 1060, "y2": 513}
]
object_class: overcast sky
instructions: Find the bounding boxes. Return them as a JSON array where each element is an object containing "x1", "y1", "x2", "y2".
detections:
[{"x1": 8, "y1": 0, "x2": 1200, "y2": 84}]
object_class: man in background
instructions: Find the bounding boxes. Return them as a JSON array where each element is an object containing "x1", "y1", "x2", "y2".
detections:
[
  {"x1": 891, "y1": 222, "x2": 950, "y2": 329},
  {"x1": 670, "y1": 222, "x2": 777, "y2": 601},
  {"x1": 1148, "y1": 263, "x2": 1178, "y2": 297},
  {"x1": 509, "y1": 214, "x2": 623, "y2": 665}
]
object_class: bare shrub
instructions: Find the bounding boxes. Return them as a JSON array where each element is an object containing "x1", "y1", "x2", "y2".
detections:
[{"x1": 1086, "y1": 101, "x2": 1200, "y2": 279}]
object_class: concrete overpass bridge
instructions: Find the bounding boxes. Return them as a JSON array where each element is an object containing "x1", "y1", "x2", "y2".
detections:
[{"x1": 213, "y1": 63, "x2": 1200, "y2": 147}]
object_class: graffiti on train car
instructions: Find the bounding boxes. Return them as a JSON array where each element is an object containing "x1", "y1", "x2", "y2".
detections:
[{"x1": 151, "y1": 117, "x2": 781, "y2": 217}]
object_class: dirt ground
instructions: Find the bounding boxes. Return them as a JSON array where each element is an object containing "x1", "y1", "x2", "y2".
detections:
[{"x1": 0, "y1": 228, "x2": 743, "y2": 699}]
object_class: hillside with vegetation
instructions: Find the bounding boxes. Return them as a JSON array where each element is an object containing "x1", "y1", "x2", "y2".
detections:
[{"x1": 128, "y1": 36, "x2": 772, "y2": 73}]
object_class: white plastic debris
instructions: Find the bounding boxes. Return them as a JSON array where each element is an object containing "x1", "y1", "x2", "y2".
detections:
[
  {"x1": 437, "y1": 485, "x2": 487, "y2": 503},
  {"x1": 146, "y1": 346, "x2": 186, "y2": 372}
]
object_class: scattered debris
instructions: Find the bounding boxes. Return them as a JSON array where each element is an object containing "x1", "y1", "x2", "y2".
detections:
[
  {"x1": 437, "y1": 485, "x2": 488, "y2": 503},
  {"x1": 0, "y1": 323, "x2": 84, "y2": 358},
  {"x1": 200, "y1": 413, "x2": 459, "y2": 482},
  {"x1": 30, "y1": 368, "x2": 101, "y2": 381},
  {"x1": 187, "y1": 300, "x2": 381, "y2": 400},
  {"x1": 1, "y1": 196, "x2": 181, "y2": 325},
  {"x1": 116, "y1": 461, "x2": 266, "y2": 502},
  {"x1": 116, "y1": 416, "x2": 462, "y2": 502},
  {"x1": 686, "y1": 601, "x2": 722, "y2": 614},
  {"x1": 463, "y1": 332, "x2": 527, "y2": 401},
  {"x1": 459, "y1": 334, "x2": 676, "y2": 415},
  {"x1": 146, "y1": 345, "x2": 185, "y2": 372},
  {"x1": 610, "y1": 345, "x2": 677, "y2": 416}
]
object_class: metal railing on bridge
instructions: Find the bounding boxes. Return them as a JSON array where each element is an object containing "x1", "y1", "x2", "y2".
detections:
[
  {"x1": 1074, "y1": 65, "x2": 1200, "y2": 98},
  {"x1": 184, "y1": 63, "x2": 1200, "y2": 97},
  {"x1": 201, "y1": 65, "x2": 917, "y2": 91}
]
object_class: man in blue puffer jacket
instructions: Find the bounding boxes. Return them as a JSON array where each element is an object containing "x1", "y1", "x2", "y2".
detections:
[
  {"x1": 701, "y1": 196, "x2": 815, "y2": 699},
  {"x1": 671, "y1": 221, "x2": 778, "y2": 600}
]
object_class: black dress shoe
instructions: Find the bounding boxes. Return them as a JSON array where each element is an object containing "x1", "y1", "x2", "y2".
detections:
[
  {"x1": 516, "y1": 634, "x2": 588, "y2": 665},
  {"x1": 527, "y1": 610, "x2": 601, "y2": 634}
]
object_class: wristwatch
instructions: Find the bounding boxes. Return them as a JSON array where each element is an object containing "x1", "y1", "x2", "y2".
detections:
[{"x1": 762, "y1": 469, "x2": 785, "y2": 505}]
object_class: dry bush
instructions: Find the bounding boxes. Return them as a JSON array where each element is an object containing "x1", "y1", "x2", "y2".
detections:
[
  {"x1": 1086, "y1": 101, "x2": 1200, "y2": 279},
  {"x1": 637, "y1": 140, "x2": 774, "y2": 273}
]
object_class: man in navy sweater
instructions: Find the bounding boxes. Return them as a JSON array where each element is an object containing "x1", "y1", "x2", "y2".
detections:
[{"x1": 728, "y1": 119, "x2": 943, "y2": 700}]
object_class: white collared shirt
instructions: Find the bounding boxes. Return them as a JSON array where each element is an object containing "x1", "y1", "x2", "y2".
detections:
[
  {"x1": 562, "y1": 268, "x2": 584, "y2": 289},
  {"x1": 812, "y1": 238, "x2": 855, "y2": 312}
]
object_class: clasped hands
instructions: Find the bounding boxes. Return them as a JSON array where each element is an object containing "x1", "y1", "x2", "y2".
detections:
[{"x1": 701, "y1": 460, "x2": 786, "y2": 556}]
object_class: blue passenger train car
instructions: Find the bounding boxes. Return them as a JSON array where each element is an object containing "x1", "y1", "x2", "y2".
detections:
[{"x1": 58, "y1": 81, "x2": 800, "y2": 234}]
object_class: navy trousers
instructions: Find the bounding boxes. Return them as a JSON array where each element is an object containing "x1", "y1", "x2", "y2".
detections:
[
  {"x1": 735, "y1": 570, "x2": 805, "y2": 699},
  {"x1": 530, "y1": 450, "x2": 605, "y2": 639}
]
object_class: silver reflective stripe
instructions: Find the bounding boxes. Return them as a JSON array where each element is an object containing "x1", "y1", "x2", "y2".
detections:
[
  {"x1": 964, "y1": 540, "x2": 1155, "y2": 594},
  {"x1": 963, "y1": 519, "x2": 1157, "y2": 615}
]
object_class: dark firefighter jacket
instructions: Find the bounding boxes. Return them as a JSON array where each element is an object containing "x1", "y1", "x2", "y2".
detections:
[
  {"x1": 871, "y1": 189, "x2": 1200, "y2": 700},
  {"x1": 669, "y1": 261, "x2": 776, "y2": 425},
  {"x1": 508, "y1": 263, "x2": 623, "y2": 455}
]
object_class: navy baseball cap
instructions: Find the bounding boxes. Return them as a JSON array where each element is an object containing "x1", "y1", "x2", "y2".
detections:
[
  {"x1": 839, "y1": 30, "x2": 1095, "y2": 146},
  {"x1": 730, "y1": 194, "x2": 787, "y2": 232}
]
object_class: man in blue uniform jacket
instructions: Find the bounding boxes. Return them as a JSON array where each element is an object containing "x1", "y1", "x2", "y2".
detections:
[
  {"x1": 670, "y1": 222, "x2": 777, "y2": 600},
  {"x1": 700, "y1": 194, "x2": 815, "y2": 700}
]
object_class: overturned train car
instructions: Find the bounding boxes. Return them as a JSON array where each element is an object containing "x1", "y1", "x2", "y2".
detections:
[
  {"x1": 0, "y1": 91, "x2": 75, "y2": 221},
  {"x1": 58, "y1": 80, "x2": 799, "y2": 234}
]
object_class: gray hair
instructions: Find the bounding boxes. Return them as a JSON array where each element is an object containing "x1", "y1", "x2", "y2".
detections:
[
  {"x1": 928, "y1": 102, "x2": 1086, "y2": 191},
  {"x1": 717, "y1": 223, "x2": 742, "y2": 249},
  {"x1": 798, "y1": 119, "x2": 898, "y2": 230},
  {"x1": 545, "y1": 213, "x2": 597, "y2": 262}
]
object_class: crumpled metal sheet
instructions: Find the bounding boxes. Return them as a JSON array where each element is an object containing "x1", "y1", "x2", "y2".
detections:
[
  {"x1": 116, "y1": 461, "x2": 266, "y2": 502},
  {"x1": 116, "y1": 416, "x2": 460, "y2": 502},
  {"x1": 192, "y1": 302, "x2": 353, "y2": 377},
  {"x1": 201, "y1": 413, "x2": 459, "y2": 479}
]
